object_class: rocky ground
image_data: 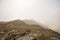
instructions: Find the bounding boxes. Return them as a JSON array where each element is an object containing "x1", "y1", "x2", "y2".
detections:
[{"x1": 0, "y1": 20, "x2": 60, "y2": 40}]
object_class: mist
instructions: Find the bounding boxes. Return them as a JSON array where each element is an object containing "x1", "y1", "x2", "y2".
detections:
[{"x1": 0, "y1": 0, "x2": 60, "y2": 32}]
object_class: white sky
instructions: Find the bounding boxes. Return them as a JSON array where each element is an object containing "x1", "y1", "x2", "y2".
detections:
[{"x1": 0, "y1": 0, "x2": 60, "y2": 32}]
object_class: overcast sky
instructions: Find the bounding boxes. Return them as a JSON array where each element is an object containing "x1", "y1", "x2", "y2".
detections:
[{"x1": 0, "y1": 0, "x2": 60, "y2": 32}]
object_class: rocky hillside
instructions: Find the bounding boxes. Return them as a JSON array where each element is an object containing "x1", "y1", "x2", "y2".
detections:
[{"x1": 0, "y1": 20, "x2": 60, "y2": 40}]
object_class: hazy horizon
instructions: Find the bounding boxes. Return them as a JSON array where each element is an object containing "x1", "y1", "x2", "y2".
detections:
[{"x1": 0, "y1": 0, "x2": 60, "y2": 32}]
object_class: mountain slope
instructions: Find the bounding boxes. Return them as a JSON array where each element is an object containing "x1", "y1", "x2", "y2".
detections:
[
  {"x1": 23, "y1": 19, "x2": 39, "y2": 25},
  {"x1": 0, "y1": 19, "x2": 60, "y2": 40}
]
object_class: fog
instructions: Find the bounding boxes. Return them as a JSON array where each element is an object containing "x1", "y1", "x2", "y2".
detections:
[{"x1": 0, "y1": 0, "x2": 60, "y2": 32}]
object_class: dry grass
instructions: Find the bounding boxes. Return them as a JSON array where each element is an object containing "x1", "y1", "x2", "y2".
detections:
[{"x1": 0, "y1": 20, "x2": 60, "y2": 40}]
